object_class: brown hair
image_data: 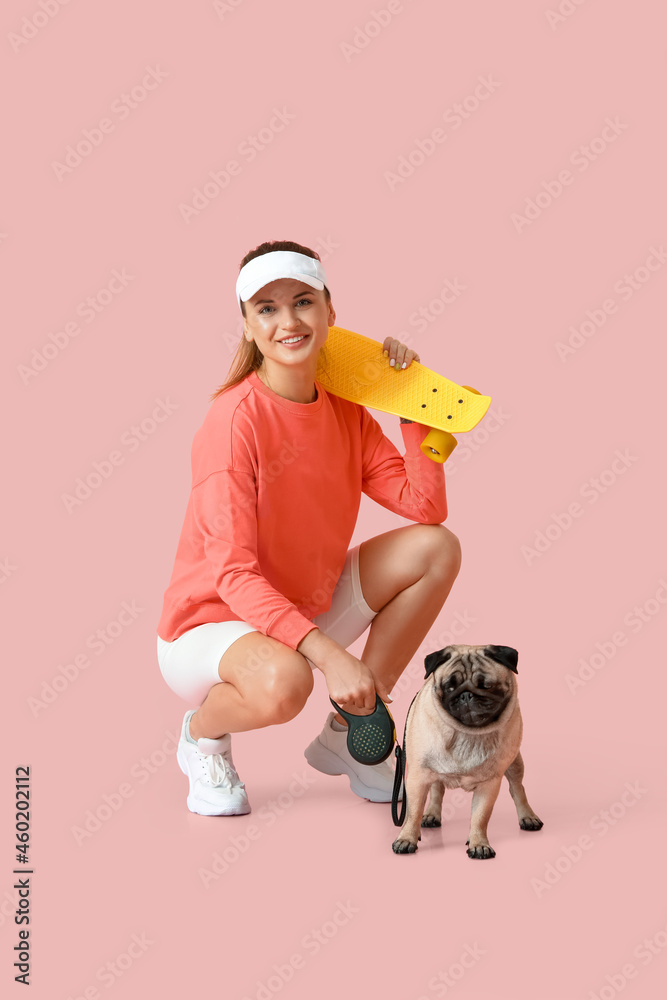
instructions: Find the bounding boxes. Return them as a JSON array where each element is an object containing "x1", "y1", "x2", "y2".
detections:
[{"x1": 209, "y1": 240, "x2": 332, "y2": 401}]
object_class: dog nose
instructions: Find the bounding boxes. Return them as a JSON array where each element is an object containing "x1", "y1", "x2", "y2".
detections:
[{"x1": 458, "y1": 691, "x2": 475, "y2": 705}]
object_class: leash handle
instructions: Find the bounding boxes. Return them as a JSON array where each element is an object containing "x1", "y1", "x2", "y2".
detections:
[{"x1": 329, "y1": 695, "x2": 396, "y2": 765}]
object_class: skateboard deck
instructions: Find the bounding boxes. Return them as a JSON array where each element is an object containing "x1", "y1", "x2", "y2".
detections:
[{"x1": 316, "y1": 325, "x2": 491, "y2": 463}]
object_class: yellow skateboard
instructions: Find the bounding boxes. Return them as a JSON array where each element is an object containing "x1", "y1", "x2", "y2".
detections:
[{"x1": 316, "y1": 325, "x2": 491, "y2": 463}]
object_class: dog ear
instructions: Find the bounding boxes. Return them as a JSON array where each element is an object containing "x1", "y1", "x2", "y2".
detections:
[
  {"x1": 484, "y1": 645, "x2": 518, "y2": 674},
  {"x1": 424, "y1": 647, "x2": 453, "y2": 679}
]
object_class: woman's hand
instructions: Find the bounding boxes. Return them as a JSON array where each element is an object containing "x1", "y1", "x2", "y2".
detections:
[
  {"x1": 320, "y1": 648, "x2": 392, "y2": 714},
  {"x1": 382, "y1": 338, "x2": 420, "y2": 370},
  {"x1": 297, "y1": 627, "x2": 392, "y2": 713}
]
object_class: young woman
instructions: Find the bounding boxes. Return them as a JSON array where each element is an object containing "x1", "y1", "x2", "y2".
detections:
[{"x1": 156, "y1": 240, "x2": 462, "y2": 816}]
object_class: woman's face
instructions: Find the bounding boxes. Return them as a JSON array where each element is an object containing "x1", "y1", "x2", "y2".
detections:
[{"x1": 242, "y1": 277, "x2": 335, "y2": 371}]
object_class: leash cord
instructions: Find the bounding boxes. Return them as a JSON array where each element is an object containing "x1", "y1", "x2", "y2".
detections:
[{"x1": 391, "y1": 691, "x2": 419, "y2": 827}]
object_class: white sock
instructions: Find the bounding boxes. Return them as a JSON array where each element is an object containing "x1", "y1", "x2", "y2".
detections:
[
  {"x1": 185, "y1": 715, "x2": 198, "y2": 744},
  {"x1": 330, "y1": 716, "x2": 347, "y2": 732}
]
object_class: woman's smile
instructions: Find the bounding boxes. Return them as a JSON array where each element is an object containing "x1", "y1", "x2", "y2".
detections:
[{"x1": 277, "y1": 333, "x2": 310, "y2": 348}]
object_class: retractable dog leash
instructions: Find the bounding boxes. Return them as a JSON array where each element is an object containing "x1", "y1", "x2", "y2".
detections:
[
  {"x1": 329, "y1": 695, "x2": 396, "y2": 765},
  {"x1": 329, "y1": 691, "x2": 418, "y2": 825},
  {"x1": 391, "y1": 691, "x2": 419, "y2": 827}
]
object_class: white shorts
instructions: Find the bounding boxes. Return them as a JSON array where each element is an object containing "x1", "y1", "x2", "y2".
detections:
[{"x1": 156, "y1": 544, "x2": 378, "y2": 705}]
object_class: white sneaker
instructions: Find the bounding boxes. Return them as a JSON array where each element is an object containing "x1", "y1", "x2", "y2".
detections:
[
  {"x1": 304, "y1": 712, "x2": 402, "y2": 803},
  {"x1": 176, "y1": 709, "x2": 251, "y2": 816}
]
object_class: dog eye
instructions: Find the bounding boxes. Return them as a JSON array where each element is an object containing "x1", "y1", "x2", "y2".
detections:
[{"x1": 474, "y1": 674, "x2": 487, "y2": 688}]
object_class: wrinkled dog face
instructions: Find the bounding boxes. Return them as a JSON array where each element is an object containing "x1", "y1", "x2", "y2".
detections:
[{"x1": 424, "y1": 644, "x2": 519, "y2": 728}]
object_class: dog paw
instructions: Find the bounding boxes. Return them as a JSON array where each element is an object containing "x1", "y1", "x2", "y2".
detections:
[
  {"x1": 519, "y1": 814, "x2": 544, "y2": 831},
  {"x1": 421, "y1": 815, "x2": 441, "y2": 828},
  {"x1": 392, "y1": 838, "x2": 418, "y2": 854},
  {"x1": 466, "y1": 840, "x2": 496, "y2": 860}
]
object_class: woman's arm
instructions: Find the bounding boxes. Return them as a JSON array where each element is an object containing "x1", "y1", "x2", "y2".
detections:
[
  {"x1": 298, "y1": 627, "x2": 392, "y2": 710},
  {"x1": 360, "y1": 409, "x2": 448, "y2": 523},
  {"x1": 360, "y1": 338, "x2": 446, "y2": 519}
]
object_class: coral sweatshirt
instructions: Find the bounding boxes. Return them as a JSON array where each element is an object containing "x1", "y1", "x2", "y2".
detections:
[{"x1": 157, "y1": 369, "x2": 448, "y2": 649}]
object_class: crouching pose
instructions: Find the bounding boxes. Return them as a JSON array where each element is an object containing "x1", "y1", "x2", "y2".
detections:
[{"x1": 156, "y1": 240, "x2": 461, "y2": 816}]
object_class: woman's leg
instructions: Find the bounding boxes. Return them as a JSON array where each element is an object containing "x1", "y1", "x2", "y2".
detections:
[
  {"x1": 189, "y1": 632, "x2": 314, "y2": 740},
  {"x1": 356, "y1": 523, "x2": 462, "y2": 696},
  {"x1": 191, "y1": 521, "x2": 460, "y2": 739}
]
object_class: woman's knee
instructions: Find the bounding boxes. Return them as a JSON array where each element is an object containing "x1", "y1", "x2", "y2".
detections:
[
  {"x1": 413, "y1": 523, "x2": 462, "y2": 577},
  {"x1": 255, "y1": 648, "x2": 314, "y2": 725}
]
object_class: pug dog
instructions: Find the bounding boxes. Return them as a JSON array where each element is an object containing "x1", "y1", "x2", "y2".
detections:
[{"x1": 392, "y1": 644, "x2": 543, "y2": 859}]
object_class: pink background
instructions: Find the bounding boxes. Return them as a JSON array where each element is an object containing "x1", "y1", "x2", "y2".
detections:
[{"x1": 2, "y1": 1, "x2": 666, "y2": 997}]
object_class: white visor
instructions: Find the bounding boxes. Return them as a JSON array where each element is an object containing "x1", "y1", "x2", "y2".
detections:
[{"x1": 236, "y1": 250, "x2": 328, "y2": 309}]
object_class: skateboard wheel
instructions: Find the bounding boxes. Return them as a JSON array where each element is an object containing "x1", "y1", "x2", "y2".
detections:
[{"x1": 420, "y1": 429, "x2": 458, "y2": 463}]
